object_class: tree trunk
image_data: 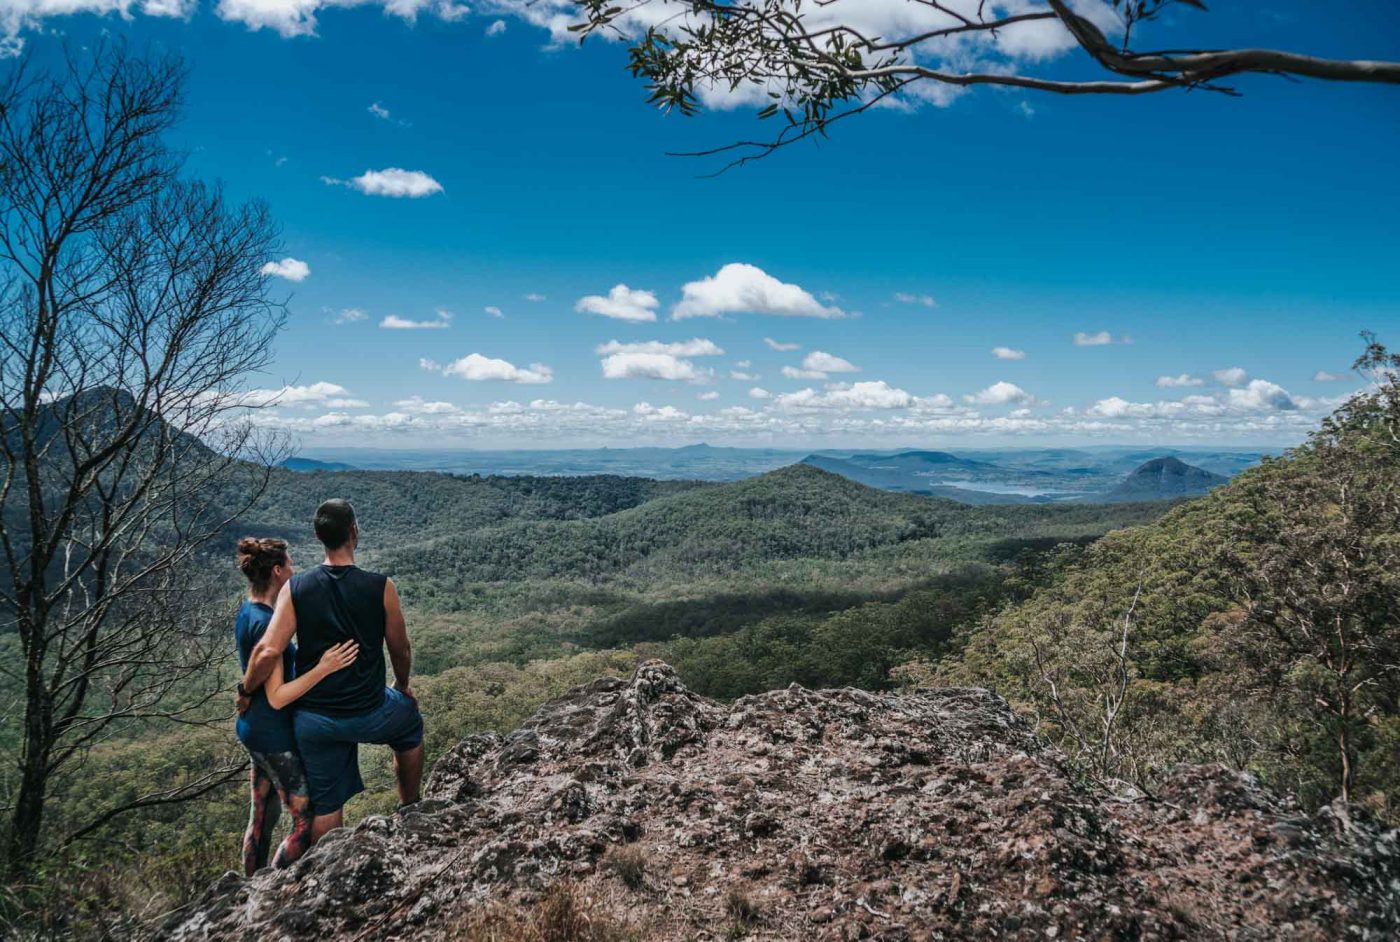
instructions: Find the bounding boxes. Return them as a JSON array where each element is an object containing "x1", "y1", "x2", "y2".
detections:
[{"x1": 6, "y1": 679, "x2": 52, "y2": 879}]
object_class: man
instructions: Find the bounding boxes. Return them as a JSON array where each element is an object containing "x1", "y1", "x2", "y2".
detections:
[{"x1": 240, "y1": 498, "x2": 424, "y2": 840}]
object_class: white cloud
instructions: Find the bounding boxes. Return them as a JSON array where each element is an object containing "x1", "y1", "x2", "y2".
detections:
[
  {"x1": 1156, "y1": 373, "x2": 1205, "y2": 388},
  {"x1": 393, "y1": 395, "x2": 462, "y2": 415},
  {"x1": 595, "y1": 339, "x2": 723, "y2": 357},
  {"x1": 782, "y1": 366, "x2": 827, "y2": 380},
  {"x1": 484, "y1": 305, "x2": 504, "y2": 319},
  {"x1": 964, "y1": 381, "x2": 1035, "y2": 406},
  {"x1": 749, "y1": 387, "x2": 772, "y2": 400},
  {"x1": 803, "y1": 351, "x2": 858, "y2": 374},
  {"x1": 698, "y1": 390, "x2": 720, "y2": 401},
  {"x1": 381, "y1": 310, "x2": 451, "y2": 329},
  {"x1": 206, "y1": 0, "x2": 470, "y2": 39},
  {"x1": 1213, "y1": 367, "x2": 1249, "y2": 387},
  {"x1": 524, "y1": 293, "x2": 547, "y2": 302},
  {"x1": 601, "y1": 352, "x2": 712, "y2": 383},
  {"x1": 893, "y1": 292, "x2": 936, "y2": 308},
  {"x1": 632, "y1": 402, "x2": 689, "y2": 422},
  {"x1": 575, "y1": 284, "x2": 659, "y2": 322},
  {"x1": 486, "y1": 18, "x2": 506, "y2": 35},
  {"x1": 776, "y1": 381, "x2": 915, "y2": 411},
  {"x1": 261, "y1": 257, "x2": 310, "y2": 282},
  {"x1": 241, "y1": 381, "x2": 354, "y2": 409},
  {"x1": 1073, "y1": 331, "x2": 1132, "y2": 346},
  {"x1": 333, "y1": 308, "x2": 367, "y2": 325},
  {"x1": 325, "y1": 168, "x2": 443, "y2": 198},
  {"x1": 1228, "y1": 379, "x2": 1297, "y2": 412},
  {"x1": 764, "y1": 337, "x2": 800, "y2": 352},
  {"x1": 596, "y1": 339, "x2": 723, "y2": 383},
  {"x1": 368, "y1": 101, "x2": 391, "y2": 120},
  {"x1": 1313, "y1": 370, "x2": 1345, "y2": 382},
  {"x1": 673, "y1": 263, "x2": 843, "y2": 320},
  {"x1": 422, "y1": 353, "x2": 554, "y2": 384},
  {"x1": 731, "y1": 370, "x2": 758, "y2": 381},
  {"x1": 991, "y1": 346, "x2": 1025, "y2": 360}
]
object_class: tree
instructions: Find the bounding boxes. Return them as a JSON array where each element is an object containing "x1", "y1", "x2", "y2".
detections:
[
  {"x1": 572, "y1": 0, "x2": 1400, "y2": 168},
  {"x1": 0, "y1": 46, "x2": 286, "y2": 876},
  {"x1": 1217, "y1": 338, "x2": 1400, "y2": 805}
]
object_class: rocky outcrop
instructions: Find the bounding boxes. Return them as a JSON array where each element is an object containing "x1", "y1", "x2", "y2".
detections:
[{"x1": 151, "y1": 661, "x2": 1400, "y2": 941}]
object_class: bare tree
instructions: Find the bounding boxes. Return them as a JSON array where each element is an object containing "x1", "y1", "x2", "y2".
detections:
[
  {"x1": 0, "y1": 45, "x2": 287, "y2": 876},
  {"x1": 571, "y1": 0, "x2": 1400, "y2": 169}
]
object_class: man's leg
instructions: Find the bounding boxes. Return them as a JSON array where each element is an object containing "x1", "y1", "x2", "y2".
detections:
[
  {"x1": 311, "y1": 808, "x2": 343, "y2": 843},
  {"x1": 393, "y1": 743, "x2": 424, "y2": 807}
]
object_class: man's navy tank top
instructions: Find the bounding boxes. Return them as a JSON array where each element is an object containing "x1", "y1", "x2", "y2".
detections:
[{"x1": 291, "y1": 564, "x2": 388, "y2": 716}]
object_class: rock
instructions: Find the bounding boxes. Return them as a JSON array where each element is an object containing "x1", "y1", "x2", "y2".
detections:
[{"x1": 148, "y1": 660, "x2": 1400, "y2": 941}]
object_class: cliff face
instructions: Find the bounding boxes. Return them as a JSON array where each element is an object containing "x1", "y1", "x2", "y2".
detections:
[{"x1": 152, "y1": 662, "x2": 1399, "y2": 941}]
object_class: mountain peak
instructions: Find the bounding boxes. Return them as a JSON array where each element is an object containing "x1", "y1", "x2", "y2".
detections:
[{"x1": 154, "y1": 662, "x2": 1400, "y2": 941}]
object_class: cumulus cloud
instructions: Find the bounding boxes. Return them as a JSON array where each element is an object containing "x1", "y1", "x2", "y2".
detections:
[
  {"x1": 596, "y1": 339, "x2": 723, "y2": 357},
  {"x1": 893, "y1": 292, "x2": 936, "y2": 308},
  {"x1": 1213, "y1": 367, "x2": 1249, "y2": 387},
  {"x1": 804, "y1": 351, "x2": 859, "y2": 373},
  {"x1": 991, "y1": 346, "x2": 1025, "y2": 360},
  {"x1": 333, "y1": 308, "x2": 367, "y2": 325},
  {"x1": 485, "y1": 18, "x2": 506, "y2": 35},
  {"x1": 597, "y1": 339, "x2": 723, "y2": 383},
  {"x1": 1156, "y1": 373, "x2": 1205, "y2": 388},
  {"x1": 241, "y1": 381, "x2": 358, "y2": 409},
  {"x1": 524, "y1": 293, "x2": 547, "y2": 302},
  {"x1": 673, "y1": 263, "x2": 843, "y2": 320},
  {"x1": 575, "y1": 284, "x2": 659, "y2": 322},
  {"x1": 749, "y1": 387, "x2": 772, "y2": 400},
  {"x1": 776, "y1": 381, "x2": 915, "y2": 411},
  {"x1": 1313, "y1": 370, "x2": 1345, "y2": 382},
  {"x1": 764, "y1": 337, "x2": 800, "y2": 352},
  {"x1": 1073, "y1": 331, "x2": 1132, "y2": 346},
  {"x1": 324, "y1": 168, "x2": 443, "y2": 198},
  {"x1": 261, "y1": 257, "x2": 310, "y2": 282},
  {"x1": 484, "y1": 305, "x2": 504, "y2": 319},
  {"x1": 421, "y1": 353, "x2": 553, "y2": 384},
  {"x1": 368, "y1": 101, "x2": 391, "y2": 120},
  {"x1": 698, "y1": 390, "x2": 720, "y2": 401},
  {"x1": 782, "y1": 366, "x2": 826, "y2": 380},
  {"x1": 1228, "y1": 379, "x2": 1297, "y2": 412},
  {"x1": 393, "y1": 395, "x2": 462, "y2": 415},
  {"x1": 964, "y1": 381, "x2": 1035, "y2": 406},
  {"x1": 381, "y1": 310, "x2": 451, "y2": 329},
  {"x1": 731, "y1": 370, "x2": 758, "y2": 381},
  {"x1": 602, "y1": 353, "x2": 712, "y2": 382}
]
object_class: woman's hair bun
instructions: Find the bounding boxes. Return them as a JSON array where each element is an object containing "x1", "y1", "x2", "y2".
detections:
[{"x1": 236, "y1": 537, "x2": 289, "y2": 591}]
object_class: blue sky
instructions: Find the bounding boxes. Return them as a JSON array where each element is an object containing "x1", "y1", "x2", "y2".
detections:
[{"x1": 9, "y1": 1, "x2": 1400, "y2": 448}]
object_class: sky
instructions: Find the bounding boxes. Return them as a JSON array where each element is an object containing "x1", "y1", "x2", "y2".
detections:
[{"x1": 7, "y1": 1, "x2": 1400, "y2": 449}]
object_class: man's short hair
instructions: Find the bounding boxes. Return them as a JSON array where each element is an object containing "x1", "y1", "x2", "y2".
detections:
[{"x1": 314, "y1": 498, "x2": 356, "y2": 549}]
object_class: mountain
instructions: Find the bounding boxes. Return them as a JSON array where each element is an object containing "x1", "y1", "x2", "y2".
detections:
[
  {"x1": 372, "y1": 464, "x2": 1167, "y2": 591},
  {"x1": 280, "y1": 456, "x2": 358, "y2": 472},
  {"x1": 152, "y1": 661, "x2": 1400, "y2": 941},
  {"x1": 1100, "y1": 456, "x2": 1228, "y2": 501}
]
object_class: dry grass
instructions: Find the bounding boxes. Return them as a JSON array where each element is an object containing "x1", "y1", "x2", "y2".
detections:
[
  {"x1": 447, "y1": 881, "x2": 639, "y2": 942},
  {"x1": 602, "y1": 844, "x2": 647, "y2": 890}
]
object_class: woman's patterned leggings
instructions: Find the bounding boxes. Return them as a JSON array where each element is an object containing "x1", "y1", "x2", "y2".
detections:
[{"x1": 242, "y1": 749, "x2": 314, "y2": 875}]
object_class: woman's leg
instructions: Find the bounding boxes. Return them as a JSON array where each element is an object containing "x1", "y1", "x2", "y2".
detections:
[
  {"x1": 264, "y1": 751, "x2": 315, "y2": 868},
  {"x1": 241, "y1": 756, "x2": 282, "y2": 875}
]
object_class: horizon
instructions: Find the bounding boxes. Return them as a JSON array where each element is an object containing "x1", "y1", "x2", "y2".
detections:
[{"x1": 9, "y1": 2, "x2": 1398, "y2": 449}]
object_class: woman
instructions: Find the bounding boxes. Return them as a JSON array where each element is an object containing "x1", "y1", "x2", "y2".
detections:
[{"x1": 234, "y1": 537, "x2": 357, "y2": 874}]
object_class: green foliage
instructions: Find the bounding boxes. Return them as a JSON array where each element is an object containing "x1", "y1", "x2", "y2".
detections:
[{"x1": 949, "y1": 340, "x2": 1400, "y2": 812}]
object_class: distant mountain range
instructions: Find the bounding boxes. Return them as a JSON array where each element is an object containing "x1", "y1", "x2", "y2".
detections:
[{"x1": 282, "y1": 443, "x2": 1270, "y2": 505}]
